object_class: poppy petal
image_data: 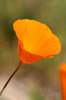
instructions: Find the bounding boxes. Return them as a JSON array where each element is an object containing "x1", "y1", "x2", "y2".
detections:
[
  {"x1": 18, "y1": 41, "x2": 44, "y2": 63},
  {"x1": 59, "y1": 64, "x2": 66, "y2": 100},
  {"x1": 13, "y1": 19, "x2": 61, "y2": 63}
]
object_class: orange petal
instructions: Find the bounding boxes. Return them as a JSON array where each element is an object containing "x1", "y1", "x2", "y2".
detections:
[
  {"x1": 18, "y1": 41, "x2": 44, "y2": 63},
  {"x1": 59, "y1": 64, "x2": 66, "y2": 100},
  {"x1": 13, "y1": 19, "x2": 61, "y2": 63}
]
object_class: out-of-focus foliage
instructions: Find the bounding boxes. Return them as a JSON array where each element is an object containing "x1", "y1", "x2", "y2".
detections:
[
  {"x1": 30, "y1": 88, "x2": 44, "y2": 100},
  {"x1": 0, "y1": 0, "x2": 65, "y2": 44}
]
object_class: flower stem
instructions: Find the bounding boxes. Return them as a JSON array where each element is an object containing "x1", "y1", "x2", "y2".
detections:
[{"x1": 0, "y1": 61, "x2": 22, "y2": 96}]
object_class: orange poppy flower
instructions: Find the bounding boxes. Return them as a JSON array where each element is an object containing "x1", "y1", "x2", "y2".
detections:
[
  {"x1": 13, "y1": 19, "x2": 61, "y2": 64},
  {"x1": 59, "y1": 64, "x2": 66, "y2": 100}
]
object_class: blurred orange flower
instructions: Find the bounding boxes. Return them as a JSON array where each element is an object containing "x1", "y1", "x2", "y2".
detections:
[
  {"x1": 13, "y1": 19, "x2": 61, "y2": 64},
  {"x1": 59, "y1": 64, "x2": 66, "y2": 100}
]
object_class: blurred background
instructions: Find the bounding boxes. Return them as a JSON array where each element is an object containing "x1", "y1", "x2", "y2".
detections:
[{"x1": 0, "y1": 0, "x2": 65, "y2": 100}]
